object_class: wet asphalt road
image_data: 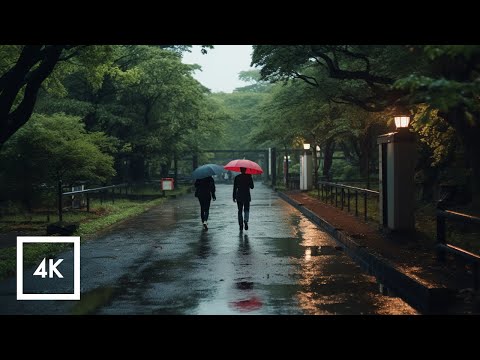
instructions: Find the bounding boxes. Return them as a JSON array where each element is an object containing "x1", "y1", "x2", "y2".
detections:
[{"x1": 0, "y1": 183, "x2": 416, "y2": 314}]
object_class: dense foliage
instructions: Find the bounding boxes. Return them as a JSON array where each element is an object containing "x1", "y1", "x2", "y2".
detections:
[{"x1": 1, "y1": 45, "x2": 478, "y2": 210}]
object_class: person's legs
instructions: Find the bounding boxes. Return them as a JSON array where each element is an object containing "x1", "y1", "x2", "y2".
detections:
[
  {"x1": 199, "y1": 197, "x2": 211, "y2": 228},
  {"x1": 243, "y1": 201, "x2": 250, "y2": 230},
  {"x1": 198, "y1": 198, "x2": 206, "y2": 222},
  {"x1": 244, "y1": 202, "x2": 250, "y2": 222},
  {"x1": 237, "y1": 201, "x2": 244, "y2": 230},
  {"x1": 203, "y1": 198, "x2": 211, "y2": 222}
]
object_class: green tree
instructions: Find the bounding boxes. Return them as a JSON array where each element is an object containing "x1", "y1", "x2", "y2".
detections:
[
  {"x1": 251, "y1": 45, "x2": 423, "y2": 111},
  {"x1": 212, "y1": 90, "x2": 268, "y2": 151},
  {"x1": 33, "y1": 45, "x2": 220, "y2": 182},
  {"x1": 395, "y1": 45, "x2": 480, "y2": 207},
  {"x1": 0, "y1": 113, "x2": 115, "y2": 209},
  {"x1": 0, "y1": 45, "x2": 212, "y2": 149},
  {"x1": 0, "y1": 45, "x2": 121, "y2": 147}
]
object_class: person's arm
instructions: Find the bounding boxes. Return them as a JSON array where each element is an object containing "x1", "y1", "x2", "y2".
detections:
[
  {"x1": 249, "y1": 174, "x2": 254, "y2": 189},
  {"x1": 211, "y1": 178, "x2": 216, "y2": 200},
  {"x1": 233, "y1": 176, "x2": 237, "y2": 202},
  {"x1": 194, "y1": 179, "x2": 199, "y2": 197}
]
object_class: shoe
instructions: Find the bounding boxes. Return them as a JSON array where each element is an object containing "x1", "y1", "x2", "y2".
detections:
[
  {"x1": 244, "y1": 221, "x2": 248, "y2": 230},
  {"x1": 203, "y1": 221, "x2": 208, "y2": 231},
  {"x1": 239, "y1": 224, "x2": 243, "y2": 232}
]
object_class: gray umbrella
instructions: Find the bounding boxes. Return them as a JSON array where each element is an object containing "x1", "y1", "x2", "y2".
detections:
[{"x1": 192, "y1": 164, "x2": 225, "y2": 180}]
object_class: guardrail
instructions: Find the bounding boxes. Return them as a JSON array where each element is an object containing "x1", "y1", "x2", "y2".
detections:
[
  {"x1": 436, "y1": 207, "x2": 480, "y2": 290},
  {"x1": 59, "y1": 183, "x2": 128, "y2": 222},
  {"x1": 317, "y1": 181, "x2": 379, "y2": 221}
]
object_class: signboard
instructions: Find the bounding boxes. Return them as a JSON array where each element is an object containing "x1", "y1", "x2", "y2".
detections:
[{"x1": 161, "y1": 178, "x2": 174, "y2": 191}]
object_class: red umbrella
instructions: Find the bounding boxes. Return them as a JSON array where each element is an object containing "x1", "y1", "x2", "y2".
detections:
[{"x1": 224, "y1": 159, "x2": 263, "y2": 175}]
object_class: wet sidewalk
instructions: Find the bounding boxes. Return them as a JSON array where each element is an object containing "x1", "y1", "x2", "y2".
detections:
[
  {"x1": 282, "y1": 190, "x2": 478, "y2": 313},
  {"x1": 0, "y1": 183, "x2": 416, "y2": 314}
]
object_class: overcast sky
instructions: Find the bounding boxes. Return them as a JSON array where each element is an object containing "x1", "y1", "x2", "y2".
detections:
[{"x1": 182, "y1": 45, "x2": 255, "y2": 93}]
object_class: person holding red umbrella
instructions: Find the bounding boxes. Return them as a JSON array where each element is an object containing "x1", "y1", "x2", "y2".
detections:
[{"x1": 233, "y1": 167, "x2": 254, "y2": 232}]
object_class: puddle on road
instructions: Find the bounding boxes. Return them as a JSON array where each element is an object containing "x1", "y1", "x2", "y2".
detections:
[
  {"x1": 229, "y1": 297, "x2": 263, "y2": 312},
  {"x1": 236, "y1": 281, "x2": 254, "y2": 290},
  {"x1": 70, "y1": 286, "x2": 116, "y2": 315}
]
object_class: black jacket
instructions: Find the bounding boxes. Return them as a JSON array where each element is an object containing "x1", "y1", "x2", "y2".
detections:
[
  {"x1": 194, "y1": 176, "x2": 216, "y2": 200},
  {"x1": 233, "y1": 173, "x2": 254, "y2": 203}
]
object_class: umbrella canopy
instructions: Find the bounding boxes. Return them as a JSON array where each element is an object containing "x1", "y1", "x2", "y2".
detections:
[
  {"x1": 224, "y1": 159, "x2": 263, "y2": 175},
  {"x1": 192, "y1": 164, "x2": 225, "y2": 180}
]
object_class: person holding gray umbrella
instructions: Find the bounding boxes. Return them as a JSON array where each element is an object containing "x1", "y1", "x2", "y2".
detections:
[{"x1": 193, "y1": 164, "x2": 222, "y2": 230}]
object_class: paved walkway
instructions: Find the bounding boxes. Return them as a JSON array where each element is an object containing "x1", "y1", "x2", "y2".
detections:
[
  {"x1": 0, "y1": 183, "x2": 416, "y2": 314},
  {"x1": 285, "y1": 190, "x2": 478, "y2": 313}
]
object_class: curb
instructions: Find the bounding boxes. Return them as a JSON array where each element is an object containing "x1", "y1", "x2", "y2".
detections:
[{"x1": 277, "y1": 191, "x2": 452, "y2": 314}]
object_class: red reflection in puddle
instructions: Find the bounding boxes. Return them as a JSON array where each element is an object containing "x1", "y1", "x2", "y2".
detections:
[{"x1": 230, "y1": 297, "x2": 263, "y2": 312}]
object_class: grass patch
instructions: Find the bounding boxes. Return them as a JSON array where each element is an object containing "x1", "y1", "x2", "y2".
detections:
[
  {"x1": 76, "y1": 197, "x2": 168, "y2": 237},
  {"x1": 0, "y1": 186, "x2": 190, "y2": 280},
  {"x1": 0, "y1": 242, "x2": 71, "y2": 280}
]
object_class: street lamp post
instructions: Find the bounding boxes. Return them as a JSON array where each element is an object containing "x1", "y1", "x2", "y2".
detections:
[
  {"x1": 377, "y1": 114, "x2": 416, "y2": 231},
  {"x1": 300, "y1": 143, "x2": 313, "y2": 191},
  {"x1": 283, "y1": 155, "x2": 291, "y2": 188},
  {"x1": 315, "y1": 145, "x2": 321, "y2": 187}
]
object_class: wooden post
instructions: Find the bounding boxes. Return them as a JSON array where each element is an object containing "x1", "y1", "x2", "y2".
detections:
[
  {"x1": 341, "y1": 188, "x2": 344, "y2": 210},
  {"x1": 364, "y1": 192, "x2": 367, "y2": 221},
  {"x1": 174, "y1": 153, "x2": 178, "y2": 184},
  {"x1": 436, "y1": 210, "x2": 446, "y2": 262},
  {"x1": 58, "y1": 180, "x2": 63, "y2": 222},
  {"x1": 355, "y1": 191, "x2": 358, "y2": 217},
  {"x1": 347, "y1": 189, "x2": 350, "y2": 212}
]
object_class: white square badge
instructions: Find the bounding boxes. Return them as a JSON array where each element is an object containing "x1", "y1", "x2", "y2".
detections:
[{"x1": 17, "y1": 236, "x2": 80, "y2": 300}]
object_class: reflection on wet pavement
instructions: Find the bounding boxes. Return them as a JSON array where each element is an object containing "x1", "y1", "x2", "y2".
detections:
[{"x1": 0, "y1": 183, "x2": 417, "y2": 315}]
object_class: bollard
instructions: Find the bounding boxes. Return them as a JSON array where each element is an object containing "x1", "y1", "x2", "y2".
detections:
[
  {"x1": 436, "y1": 212, "x2": 446, "y2": 262},
  {"x1": 347, "y1": 189, "x2": 350, "y2": 212},
  {"x1": 355, "y1": 191, "x2": 358, "y2": 217}
]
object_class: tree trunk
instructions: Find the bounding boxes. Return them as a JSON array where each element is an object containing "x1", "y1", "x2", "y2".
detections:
[
  {"x1": 173, "y1": 153, "x2": 178, "y2": 183},
  {"x1": 284, "y1": 145, "x2": 289, "y2": 188},
  {"x1": 322, "y1": 139, "x2": 335, "y2": 181},
  {"x1": 160, "y1": 163, "x2": 170, "y2": 177},
  {"x1": 0, "y1": 46, "x2": 65, "y2": 147},
  {"x1": 312, "y1": 144, "x2": 319, "y2": 188},
  {"x1": 130, "y1": 154, "x2": 146, "y2": 182}
]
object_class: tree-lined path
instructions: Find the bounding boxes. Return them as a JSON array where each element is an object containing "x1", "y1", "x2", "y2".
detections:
[{"x1": 0, "y1": 183, "x2": 415, "y2": 314}]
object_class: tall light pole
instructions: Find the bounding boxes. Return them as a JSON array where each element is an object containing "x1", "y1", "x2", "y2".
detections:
[
  {"x1": 300, "y1": 143, "x2": 313, "y2": 191},
  {"x1": 377, "y1": 114, "x2": 416, "y2": 232},
  {"x1": 315, "y1": 145, "x2": 321, "y2": 188}
]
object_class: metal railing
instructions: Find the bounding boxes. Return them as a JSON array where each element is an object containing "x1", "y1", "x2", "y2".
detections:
[
  {"x1": 317, "y1": 181, "x2": 379, "y2": 221},
  {"x1": 59, "y1": 183, "x2": 128, "y2": 222},
  {"x1": 436, "y1": 208, "x2": 480, "y2": 290},
  {"x1": 288, "y1": 175, "x2": 300, "y2": 190}
]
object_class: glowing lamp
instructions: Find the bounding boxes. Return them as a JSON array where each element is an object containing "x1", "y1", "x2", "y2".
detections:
[{"x1": 394, "y1": 116, "x2": 410, "y2": 129}]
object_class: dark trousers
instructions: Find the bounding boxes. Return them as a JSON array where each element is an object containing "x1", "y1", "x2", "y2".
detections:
[
  {"x1": 198, "y1": 197, "x2": 211, "y2": 222},
  {"x1": 237, "y1": 201, "x2": 250, "y2": 225}
]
